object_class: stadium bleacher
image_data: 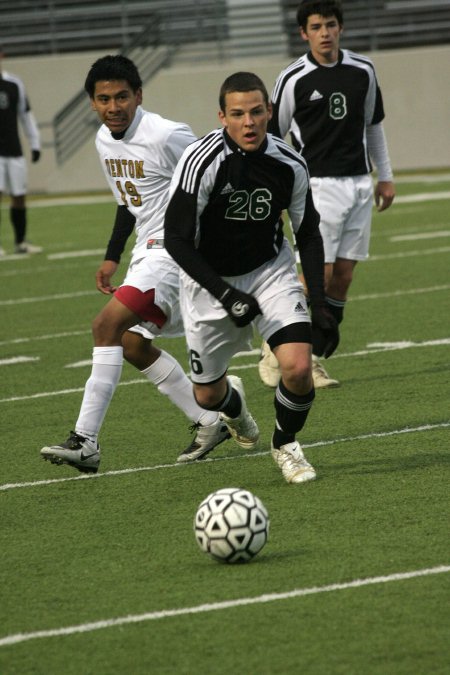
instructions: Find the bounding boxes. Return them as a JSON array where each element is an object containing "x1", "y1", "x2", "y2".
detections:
[{"x1": 1, "y1": 1, "x2": 450, "y2": 58}]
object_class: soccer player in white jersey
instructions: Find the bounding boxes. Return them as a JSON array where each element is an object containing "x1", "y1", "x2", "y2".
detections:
[
  {"x1": 165, "y1": 72, "x2": 339, "y2": 484},
  {"x1": 40, "y1": 55, "x2": 230, "y2": 474},
  {"x1": 0, "y1": 46, "x2": 42, "y2": 256},
  {"x1": 258, "y1": 0, "x2": 395, "y2": 389}
]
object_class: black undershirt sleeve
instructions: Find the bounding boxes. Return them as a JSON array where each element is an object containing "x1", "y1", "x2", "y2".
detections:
[
  {"x1": 294, "y1": 188, "x2": 326, "y2": 307},
  {"x1": 104, "y1": 205, "x2": 136, "y2": 263},
  {"x1": 164, "y1": 186, "x2": 230, "y2": 301}
]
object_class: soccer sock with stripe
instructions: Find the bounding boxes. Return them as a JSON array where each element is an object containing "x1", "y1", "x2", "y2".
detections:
[
  {"x1": 198, "y1": 378, "x2": 242, "y2": 418},
  {"x1": 272, "y1": 380, "x2": 315, "y2": 448}
]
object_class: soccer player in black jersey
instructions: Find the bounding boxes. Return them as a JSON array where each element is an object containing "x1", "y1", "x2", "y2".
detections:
[
  {"x1": 259, "y1": 0, "x2": 395, "y2": 389},
  {"x1": 0, "y1": 47, "x2": 42, "y2": 256},
  {"x1": 165, "y1": 71, "x2": 339, "y2": 484}
]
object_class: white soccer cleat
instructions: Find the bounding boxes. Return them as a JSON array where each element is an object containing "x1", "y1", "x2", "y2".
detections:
[
  {"x1": 220, "y1": 375, "x2": 259, "y2": 450},
  {"x1": 40, "y1": 431, "x2": 100, "y2": 474},
  {"x1": 258, "y1": 340, "x2": 280, "y2": 388},
  {"x1": 177, "y1": 418, "x2": 231, "y2": 462},
  {"x1": 271, "y1": 441, "x2": 316, "y2": 484},
  {"x1": 312, "y1": 355, "x2": 340, "y2": 389},
  {"x1": 15, "y1": 241, "x2": 43, "y2": 254}
]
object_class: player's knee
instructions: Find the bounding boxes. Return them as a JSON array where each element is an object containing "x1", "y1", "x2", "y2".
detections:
[
  {"x1": 92, "y1": 311, "x2": 121, "y2": 345},
  {"x1": 281, "y1": 362, "x2": 312, "y2": 395}
]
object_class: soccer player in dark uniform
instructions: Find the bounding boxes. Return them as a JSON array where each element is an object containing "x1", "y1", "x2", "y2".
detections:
[
  {"x1": 258, "y1": 0, "x2": 395, "y2": 389},
  {"x1": 0, "y1": 47, "x2": 42, "y2": 256},
  {"x1": 165, "y1": 71, "x2": 339, "y2": 484}
]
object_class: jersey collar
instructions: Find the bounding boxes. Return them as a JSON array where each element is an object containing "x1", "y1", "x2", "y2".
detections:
[
  {"x1": 307, "y1": 49, "x2": 343, "y2": 68},
  {"x1": 223, "y1": 128, "x2": 268, "y2": 156}
]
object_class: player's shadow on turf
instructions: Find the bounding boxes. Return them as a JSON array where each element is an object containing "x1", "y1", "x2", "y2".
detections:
[
  {"x1": 320, "y1": 452, "x2": 450, "y2": 476},
  {"x1": 341, "y1": 362, "x2": 450, "y2": 386}
]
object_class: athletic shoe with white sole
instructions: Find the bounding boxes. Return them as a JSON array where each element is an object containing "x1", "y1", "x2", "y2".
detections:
[
  {"x1": 15, "y1": 241, "x2": 43, "y2": 254},
  {"x1": 40, "y1": 431, "x2": 100, "y2": 474},
  {"x1": 271, "y1": 441, "x2": 316, "y2": 484},
  {"x1": 220, "y1": 375, "x2": 259, "y2": 450},
  {"x1": 258, "y1": 340, "x2": 280, "y2": 388},
  {"x1": 312, "y1": 355, "x2": 340, "y2": 389},
  {"x1": 177, "y1": 418, "x2": 231, "y2": 463}
]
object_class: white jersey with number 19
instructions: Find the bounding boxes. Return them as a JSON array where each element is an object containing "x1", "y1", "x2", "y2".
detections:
[{"x1": 95, "y1": 106, "x2": 196, "y2": 263}]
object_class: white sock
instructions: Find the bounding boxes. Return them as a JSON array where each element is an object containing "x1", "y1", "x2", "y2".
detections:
[
  {"x1": 75, "y1": 346, "x2": 123, "y2": 441},
  {"x1": 141, "y1": 350, "x2": 217, "y2": 426}
]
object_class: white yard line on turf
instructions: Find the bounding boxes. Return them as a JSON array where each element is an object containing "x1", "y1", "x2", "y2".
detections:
[
  {"x1": 0, "y1": 330, "x2": 90, "y2": 347},
  {"x1": 1, "y1": 334, "x2": 449, "y2": 382},
  {"x1": 0, "y1": 356, "x2": 39, "y2": 365},
  {"x1": 1, "y1": 280, "x2": 449, "y2": 310},
  {"x1": 21, "y1": 187, "x2": 449, "y2": 209},
  {"x1": 28, "y1": 195, "x2": 112, "y2": 207},
  {"x1": 47, "y1": 249, "x2": 105, "y2": 259},
  {"x1": 367, "y1": 247, "x2": 450, "y2": 261},
  {"x1": 394, "y1": 191, "x2": 450, "y2": 203},
  {"x1": 348, "y1": 284, "x2": 450, "y2": 299},
  {"x1": 0, "y1": 290, "x2": 97, "y2": 306},
  {"x1": 1, "y1": 422, "x2": 449, "y2": 492},
  {"x1": 390, "y1": 231, "x2": 450, "y2": 242},
  {"x1": 0, "y1": 565, "x2": 448, "y2": 647}
]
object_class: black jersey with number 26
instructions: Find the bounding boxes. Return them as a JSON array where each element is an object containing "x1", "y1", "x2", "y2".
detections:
[{"x1": 164, "y1": 127, "x2": 319, "y2": 281}]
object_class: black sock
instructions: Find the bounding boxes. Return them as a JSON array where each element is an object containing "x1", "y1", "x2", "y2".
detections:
[
  {"x1": 197, "y1": 379, "x2": 242, "y2": 418},
  {"x1": 272, "y1": 428, "x2": 296, "y2": 448},
  {"x1": 10, "y1": 207, "x2": 26, "y2": 245},
  {"x1": 221, "y1": 383, "x2": 242, "y2": 418},
  {"x1": 272, "y1": 381, "x2": 315, "y2": 448}
]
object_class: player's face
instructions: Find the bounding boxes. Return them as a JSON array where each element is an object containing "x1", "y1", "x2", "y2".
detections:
[
  {"x1": 219, "y1": 90, "x2": 272, "y2": 152},
  {"x1": 91, "y1": 80, "x2": 142, "y2": 134},
  {"x1": 300, "y1": 14, "x2": 342, "y2": 64}
]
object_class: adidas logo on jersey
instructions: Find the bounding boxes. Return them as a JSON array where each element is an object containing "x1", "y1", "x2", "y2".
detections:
[
  {"x1": 294, "y1": 302, "x2": 304, "y2": 312},
  {"x1": 221, "y1": 182, "x2": 234, "y2": 195},
  {"x1": 309, "y1": 90, "x2": 323, "y2": 101}
]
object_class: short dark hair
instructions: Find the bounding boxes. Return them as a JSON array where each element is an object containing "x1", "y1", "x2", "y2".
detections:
[
  {"x1": 84, "y1": 55, "x2": 142, "y2": 98},
  {"x1": 296, "y1": 1, "x2": 343, "y2": 30},
  {"x1": 219, "y1": 72, "x2": 269, "y2": 112}
]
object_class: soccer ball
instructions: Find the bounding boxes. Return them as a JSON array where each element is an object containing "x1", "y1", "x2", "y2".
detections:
[{"x1": 194, "y1": 487, "x2": 269, "y2": 563}]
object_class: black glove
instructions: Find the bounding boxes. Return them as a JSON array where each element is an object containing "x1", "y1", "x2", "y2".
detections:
[
  {"x1": 31, "y1": 150, "x2": 41, "y2": 163},
  {"x1": 220, "y1": 287, "x2": 262, "y2": 327},
  {"x1": 311, "y1": 304, "x2": 340, "y2": 358}
]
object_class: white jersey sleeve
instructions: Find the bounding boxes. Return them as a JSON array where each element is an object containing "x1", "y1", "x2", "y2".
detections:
[{"x1": 95, "y1": 107, "x2": 196, "y2": 261}]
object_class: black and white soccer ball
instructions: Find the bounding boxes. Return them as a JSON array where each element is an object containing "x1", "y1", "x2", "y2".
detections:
[{"x1": 194, "y1": 487, "x2": 269, "y2": 563}]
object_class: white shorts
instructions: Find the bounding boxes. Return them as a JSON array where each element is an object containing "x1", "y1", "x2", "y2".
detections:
[
  {"x1": 180, "y1": 239, "x2": 310, "y2": 383},
  {"x1": 310, "y1": 175, "x2": 374, "y2": 262},
  {"x1": 115, "y1": 250, "x2": 184, "y2": 339},
  {"x1": 0, "y1": 156, "x2": 27, "y2": 196}
]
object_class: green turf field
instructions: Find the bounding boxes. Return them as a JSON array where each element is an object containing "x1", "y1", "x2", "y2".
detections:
[{"x1": 0, "y1": 175, "x2": 449, "y2": 674}]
